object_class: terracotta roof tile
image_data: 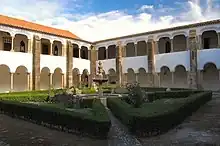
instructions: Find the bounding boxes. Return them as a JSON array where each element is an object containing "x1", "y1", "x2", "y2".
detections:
[{"x1": 0, "y1": 14, "x2": 80, "y2": 40}]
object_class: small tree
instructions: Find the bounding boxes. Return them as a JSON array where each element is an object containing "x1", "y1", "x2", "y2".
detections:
[{"x1": 126, "y1": 82, "x2": 147, "y2": 108}]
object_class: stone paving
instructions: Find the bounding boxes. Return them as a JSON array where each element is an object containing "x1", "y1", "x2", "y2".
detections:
[{"x1": 1, "y1": 93, "x2": 220, "y2": 146}]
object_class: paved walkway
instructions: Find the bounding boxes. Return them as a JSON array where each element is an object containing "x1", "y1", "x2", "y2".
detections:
[{"x1": 1, "y1": 93, "x2": 220, "y2": 146}]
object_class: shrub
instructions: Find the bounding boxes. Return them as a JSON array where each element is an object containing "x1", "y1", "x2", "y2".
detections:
[
  {"x1": 0, "y1": 98, "x2": 111, "y2": 139},
  {"x1": 107, "y1": 91, "x2": 212, "y2": 137},
  {"x1": 0, "y1": 93, "x2": 48, "y2": 102}
]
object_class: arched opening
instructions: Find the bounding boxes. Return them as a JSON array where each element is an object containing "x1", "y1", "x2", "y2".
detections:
[
  {"x1": 73, "y1": 44, "x2": 79, "y2": 58},
  {"x1": 138, "y1": 68, "x2": 147, "y2": 87},
  {"x1": 127, "y1": 68, "x2": 136, "y2": 83},
  {"x1": 160, "y1": 66, "x2": 172, "y2": 87},
  {"x1": 72, "y1": 68, "x2": 80, "y2": 87},
  {"x1": 53, "y1": 45, "x2": 59, "y2": 56},
  {"x1": 40, "y1": 67, "x2": 50, "y2": 90},
  {"x1": 202, "y1": 30, "x2": 218, "y2": 49},
  {"x1": 173, "y1": 35, "x2": 187, "y2": 52},
  {"x1": 137, "y1": 41, "x2": 147, "y2": 56},
  {"x1": 108, "y1": 45, "x2": 116, "y2": 59},
  {"x1": 81, "y1": 46, "x2": 88, "y2": 59},
  {"x1": 20, "y1": 41, "x2": 25, "y2": 52},
  {"x1": 14, "y1": 66, "x2": 28, "y2": 91},
  {"x1": 108, "y1": 69, "x2": 117, "y2": 84},
  {"x1": 52, "y1": 41, "x2": 62, "y2": 56},
  {"x1": 41, "y1": 38, "x2": 50, "y2": 55},
  {"x1": 0, "y1": 65, "x2": 10, "y2": 92},
  {"x1": 158, "y1": 37, "x2": 171, "y2": 53},
  {"x1": 98, "y1": 47, "x2": 106, "y2": 60},
  {"x1": 202, "y1": 63, "x2": 219, "y2": 90},
  {"x1": 81, "y1": 69, "x2": 89, "y2": 87},
  {"x1": 1, "y1": 32, "x2": 12, "y2": 51},
  {"x1": 174, "y1": 65, "x2": 187, "y2": 88},
  {"x1": 126, "y1": 43, "x2": 135, "y2": 57},
  {"x1": 53, "y1": 68, "x2": 62, "y2": 89}
]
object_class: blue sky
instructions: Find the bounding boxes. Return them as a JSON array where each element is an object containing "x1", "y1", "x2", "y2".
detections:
[{"x1": 0, "y1": 0, "x2": 219, "y2": 41}]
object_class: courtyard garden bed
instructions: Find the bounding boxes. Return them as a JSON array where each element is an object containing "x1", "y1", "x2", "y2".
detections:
[
  {"x1": 107, "y1": 84, "x2": 212, "y2": 137},
  {"x1": 0, "y1": 91, "x2": 111, "y2": 139}
]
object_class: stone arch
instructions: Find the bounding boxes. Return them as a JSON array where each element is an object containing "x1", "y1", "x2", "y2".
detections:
[
  {"x1": 53, "y1": 68, "x2": 62, "y2": 89},
  {"x1": 202, "y1": 30, "x2": 218, "y2": 49},
  {"x1": 202, "y1": 62, "x2": 219, "y2": 90},
  {"x1": 81, "y1": 46, "x2": 88, "y2": 59},
  {"x1": 174, "y1": 65, "x2": 187, "y2": 88},
  {"x1": 108, "y1": 68, "x2": 116, "y2": 84},
  {"x1": 81, "y1": 69, "x2": 89, "y2": 87},
  {"x1": 173, "y1": 35, "x2": 187, "y2": 51},
  {"x1": 126, "y1": 43, "x2": 135, "y2": 57},
  {"x1": 40, "y1": 67, "x2": 50, "y2": 90},
  {"x1": 41, "y1": 38, "x2": 50, "y2": 55},
  {"x1": 160, "y1": 66, "x2": 172, "y2": 87},
  {"x1": 0, "y1": 31, "x2": 12, "y2": 51},
  {"x1": 137, "y1": 41, "x2": 147, "y2": 56},
  {"x1": 98, "y1": 47, "x2": 106, "y2": 60},
  {"x1": 158, "y1": 37, "x2": 171, "y2": 53},
  {"x1": 0, "y1": 65, "x2": 11, "y2": 92},
  {"x1": 127, "y1": 68, "x2": 136, "y2": 83},
  {"x1": 14, "y1": 34, "x2": 28, "y2": 52},
  {"x1": 137, "y1": 68, "x2": 147, "y2": 87},
  {"x1": 72, "y1": 68, "x2": 80, "y2": 87},
  {"x1": 14, "y1": 66, "x2": 28, "y2": 91},
  {"x1": 53, "y1": 40, "x2": 62, "y2": 56}
]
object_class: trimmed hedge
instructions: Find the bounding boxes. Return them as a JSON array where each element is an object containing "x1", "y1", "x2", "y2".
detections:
[
  {"x1": 107, "y1": 91, "x2": 212, "y2": 137},
  {"x1": 0, "y1": 98, "x2": 111, "y2": 139},
  {"x1": 0, "y1": 93, "x2": 48, "y2": 102}
]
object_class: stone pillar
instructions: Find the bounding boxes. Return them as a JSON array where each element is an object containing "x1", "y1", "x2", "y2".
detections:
[
  {"x1": 27, "y1": 73, "x2": 32, "y2": 90},
  {"x1": 78, "y1": 74, "x2": 81, "y2": 87},
  {"x1": 135, "y1": 73, "x2": 138, "y2": 82},
  {"x1": 188, "y1": 29, "x2": 199, "y2": 89},
  {"x1": 10, "y1": 73, "x2": 14, "y2": 91},
  {"x1": 61, "y1": 73, "x2": 64, "y2": 88},
  {"x1": 89, "y1": 45, "x2": 97, "y2": 87},
  {"x1": 66, "y1": 41, "x2": 73, "y2": 88},
  {"x1": 154, "y1": 41, "x2": 159, "y2": 54},
  {"x1": 49, "y1": 73, "x2": 53, "y2": 88},
  {"x1": 11, "y1": 36, "x2": 15, "y2": 52},
  {"x1": 171, "y1": 72, "x2": 175, "y2": 86},
  {"x1": 28, "y1": 39, "x2": 33, "y2": 53},
  {"x1": 116, "y1": 41, "x2": 123, "y2": 86},
  {"x1": 186, "y1": 36, "x2": 189, "y2": 50},
  {"x1": 134, "y1": 43, "x2": 138, "y2": 56},
  {"x1": 50, "y1": 42, "x2": 53, "y2": 55},
  {"x1": 79, "y1": 47, "x2": 81, "y2": 58},
  {"x1": 197, "y1": 35, "x2": 202, "y2": 50},
  {"x1": 217, "y1": 32, "x2": 220, "y2": 48},
  {"x1": 170, "y1": 39, "x2": 174, "y2": 52},
  {"x1": 147, "y1": 40, "x2": 156, "y2": 87},
  {"x1": 62, "y1": 44, "x2": 66, "y2": 57},
  {"x1": 106, "y1": 48, "x2": 108, "y2": 59},
  {"x1": 32, "y1": 35, "x2": 41, "y2": 90}
]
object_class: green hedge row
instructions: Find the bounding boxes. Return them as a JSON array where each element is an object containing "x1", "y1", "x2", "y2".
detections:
[
  {"x1": 0, "y1": 93, "x2": 48, "y2": 102},
  {"x1": 141, "y1": 87, "x2": 190, "y2": 92},
  {"x1": 0, "y1": 98, "x2": 111, "y2": 139},
  {"x1": 107, "y1": 91, "x2": 212, "y2": 137}
]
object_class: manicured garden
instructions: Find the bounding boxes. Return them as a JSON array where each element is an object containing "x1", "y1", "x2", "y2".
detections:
[
  {"x1": 0, "y1": 83, "x2": 213, "y2": 140},
  {"x1": 107, "y1": 83, "x2": 212, "y2": 137}
]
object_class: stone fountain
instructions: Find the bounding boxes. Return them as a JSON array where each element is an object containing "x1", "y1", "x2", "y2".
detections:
[{"x1": 93, "y1": 61, "x2": 108, "y2": 98}]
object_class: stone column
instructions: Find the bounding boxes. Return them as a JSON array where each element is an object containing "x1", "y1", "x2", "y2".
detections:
[
  {"x1": 10, "y1": 73, "x2": 14, "y2": 91},
  {"x1": 49, "y1": 73, "x2": 53, "y2": 88},
  {"x1": 62, "y1": 44, "x2": 66, "y2": 57},
  {"x1": 89, "y1": 45, "x2": 97, "y2": 87},
  {"x1": 188, "y1": 29, "x2": 199, "y2": 89},
  {"x1": 106, "y1": 47, "x2": 108, "y2": 59},
  {"x1": 27, "y1": 73, "x2": 32, "y2": 90},
  {"x1": 11, "y1": 36, "x2": 15, "y2": 52},
  {"x1": 147, "y1": 40, "x2": 156, "y2": 87},
  {"x1": 154, "y1": 41, "x2": 159, "y2": 54},
  {"x1": 61, "y1": 73, "x2": 64, "y2": 88},
  {"x1": 79, "y1": 47, "x2": 81, "y2": 58},
  {"x1": 134, "y1": 43, "x2": 138, "y2": 56},
  {"x1": 197, "y1": 35, "x2": 202, "y2": 50},
  {"x1": 170, "y1": 39, "x2": 174, "y2": 52},
  {"x1": 171, "y1": 72, "x2": 175, "y2": 86},
  {"x1": 217, "y1": 32, "x2": 220, "y2": 48},
  {"x1": 32, "y1": 35, "x2": 41, "y2": 90},
  {"x1": 78, "y1": 74, "x2": 81, "y2": 87},
  {"x1": 66, "y1": 41, "x2": 73, "y2": 88},
  {"x1": 135, "y1": 73, "x2": 138, "y2": 82},
  {"x1": 28, "y1": 39, "x2": 33, "y2": 53},
  {"x1": 116, "y1": 41, "x2": 123, "y2": 86},
  {"x1": 50, "y1": 42, "x2": 53, "y2": 55}
]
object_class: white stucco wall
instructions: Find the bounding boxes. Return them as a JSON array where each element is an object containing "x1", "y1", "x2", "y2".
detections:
[
  {"x1": 0, "y1": 50, "x2": 32, "y2": 72},
  {"x1": 155, "y1": 51, "x2": 190, "y2": 72},
  {"x1": 123, "y1": 56, "x2": 148, "y2": 73},
  {"x1": 73, "y1": 58, "x2": 90, "y2": 74}
]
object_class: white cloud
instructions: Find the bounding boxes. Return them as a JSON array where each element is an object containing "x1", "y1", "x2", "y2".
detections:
[
  {"x1": 139, "y1": 5, "x2": 154, "y2": 12},
  {"x1": 0, "y1": 0, "x2": 219, "y2": 42}
]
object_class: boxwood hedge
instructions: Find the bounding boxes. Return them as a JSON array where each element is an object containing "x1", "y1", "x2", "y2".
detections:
[
  {"x1": 0, "y1": 97, "x2": 111, "y2": 139},
  {"x1": 107, "y1": 91, "x2": 212, "y2": 137}
]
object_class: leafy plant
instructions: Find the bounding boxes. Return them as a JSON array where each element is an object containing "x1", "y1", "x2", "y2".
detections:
[{"x1": 126, "y1": 82, "x2": 148, "y2": 108}]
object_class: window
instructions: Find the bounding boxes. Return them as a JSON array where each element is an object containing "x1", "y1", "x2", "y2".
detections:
[
  {"x1": 165, "y1": 41, "x2": 171, "y2": 53},
  {"x1": 41, "y1": 44, "x2": 49, "y2": 54},
  {"x1": 203, "y1": 38, "x2": 210, "y2": 49},
  {"x1": 73, "y1": 47, "x2": 79, "y2": 57},
  {"x1": 81, "y1": 49, "x2": 86, "y2": 59},
  {"x1": 3, "y1": 37, "x2": 12, "y2": 51},
  {"x1": 20, "y1": 41, "x2": 25, "y2": 52},
  {"x1": 54, "y1": 45, "x2": 58, "y2": 56}
]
